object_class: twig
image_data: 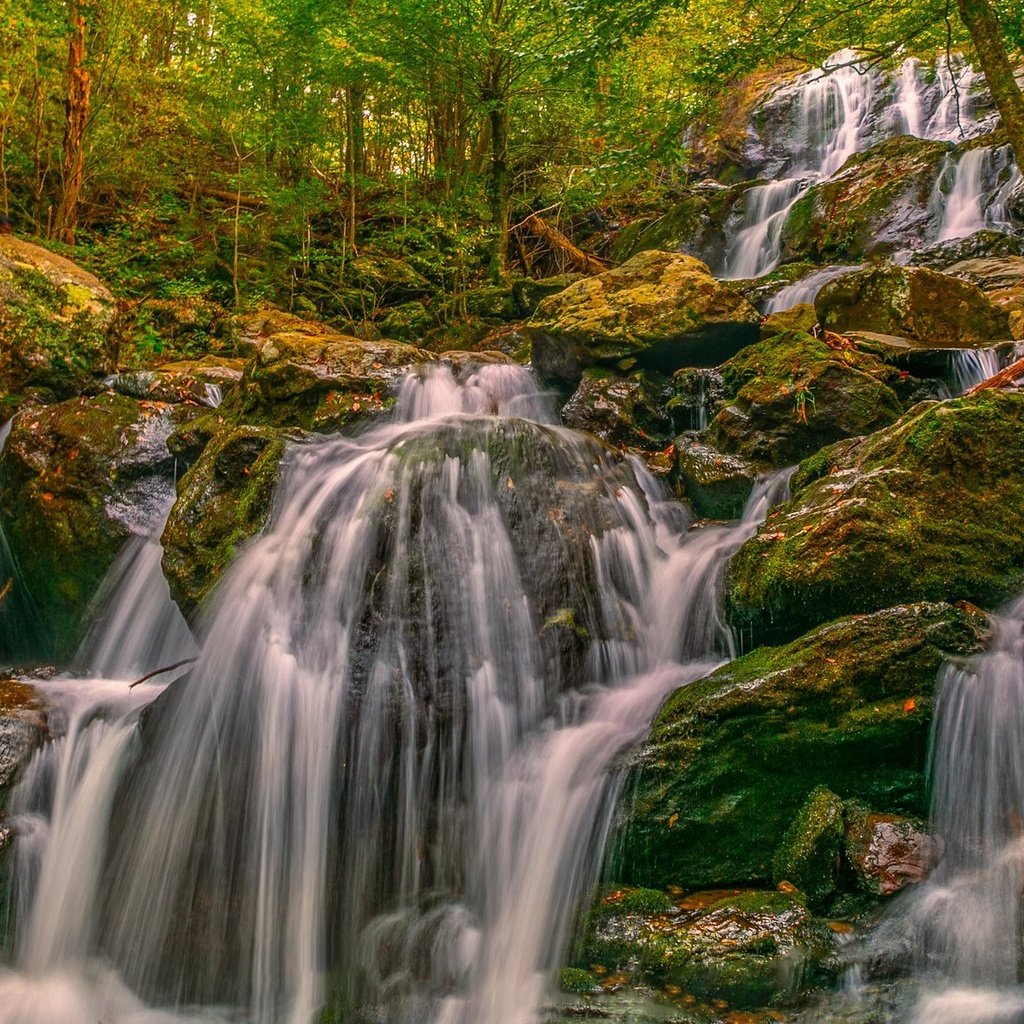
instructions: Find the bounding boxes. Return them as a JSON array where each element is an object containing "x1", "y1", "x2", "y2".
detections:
[
  {"x1": 128, "y1": 657, "x2": 197, "y2": 689},
  {"x1": 966, "y1": 354, "x2": 1024, "y2": 394}
]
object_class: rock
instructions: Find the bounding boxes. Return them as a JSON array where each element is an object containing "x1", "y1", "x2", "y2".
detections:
[
  {"x1": 512, "y1": 274, "x2": 583, "y2": 316},
  {"x1": 579, "y1": 887, "x2": 839, "y2": 1009},
  {"x1": 669, "y1": 368, "x2": 728, "y2": 433},
  {"x1": 227, "y1": 328, "x2": 435, "y2": 432},
  {"x1": 906, "y1": 229, "x2": 1024, "y2": 270},
  {"x1": 704, "y1": 330, "x2": 904, "y2": 466},
  {"x1": 529, "y1": 251, "x2": 760, "y2": 392},
  {"x1": 105, "y1": 355, "x2": 245, "y2": 407},
  {"x1": 348, "y1": 253, "x2": 432, "y2": 302},
  {"x1": 0, "y1": 394, "x2": 197, "y2": 660},
  {"x1": 780, "y1": 136, "x2": 952, "y2": 263},
  {"x1": 560, "y1": 370, "x2": 675, "y2": 450},
  {"x1": 815, "y1": 265, "x2": 1010, "y2": 348},
  {"x1": 615, "y1": 602, "x2": 988, "y2": 891},
  {"x1": 727, "y1": 390, "x2": 1024, "y2": 645},
  {"x1": 947, "y1": 256, "x2": 1024, "y2": 340},
  {"x1": 128, "y1": 297, "x2": 231, "y2": 364},
  {"x1": 846, "y1": 330, "x2": 1017, "y2": 384},
  {"x1": 161, "y1": 426, "x2": 288, "y2": 617},
  {"x1": 842, "y1": 803, "x2": 938, "y2": 896},
  {"x1": 772, "y1": 787, "x2": 845, "y2": 910},
  {"x1": 760, "y1": 303, "x2": 818, "y2": 339},
  {"x1": 674, "y1": 439, "x2": 758, "y2": 520},
  {"x1": 441, "y1": 285, "x2": 519, "y2": 322},
  {"x1": 0, "y1": 676, "x2": 45, "y2": 789},
  {"x1": 0, "y1": 236, "x2": 116, "y2": 407}
]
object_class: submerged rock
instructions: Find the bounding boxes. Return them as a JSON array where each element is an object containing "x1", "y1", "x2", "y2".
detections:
[
  {"x1": 0, "y1": 394, "x2": 196, "y2": 660},
  {"x1": 727, "y1": 390, "x2": 1024, "y2": 644},
  {"x1": 616, "y1": 602, "x2": 988, "y2": 891},
  {"x1": 704, "y1": 330, "x2": 903, "y2": 466},
  {"x1": 815, "y1": 265, "x2": 1010, "y2": 348},
  {"x1": 529, "y1": 251, "x2": 760, "y2": 392},
  {"x1": 579, "y1": 886, "x2": 839, "y2": 1009}
]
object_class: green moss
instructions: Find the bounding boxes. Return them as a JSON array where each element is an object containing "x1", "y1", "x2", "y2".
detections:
[
  {"x1": 728, "y1": 390, "x2": 1024, "y2": 645},
  {"x1": 559, "y1": 967, "x2": 599, "y2": 993},
  {"x1": 772, "y1": 787, "x2": 844, "y2": 909},
  {"x1": 616, "y1": 602, "x2": 988, "y2": 891}
]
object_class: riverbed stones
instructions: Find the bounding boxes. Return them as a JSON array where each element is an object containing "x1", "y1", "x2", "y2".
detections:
[
  {"x1": 529, "y1": 251, "x2": 760, "y2": 392},
  {"x1": 727, "y1": 389, "x2": 1024, "y2": 645},
  {"x1": 616, "y1": 602, "x2": 988, "y2": 892},
  {"x1": 814, "y1": 265, "x2": 1011, "y2": 348}
]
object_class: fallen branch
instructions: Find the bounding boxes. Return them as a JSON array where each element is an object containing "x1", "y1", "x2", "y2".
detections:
[
  {"x1": 966, "y1": 354, "x2": 1024, "y2": 395},
  {"x1": 188, "y1": 184, "x2": 265, "y2": 210},
  {"x1": 128, "y1": 657, "x2": 197, "y2": 689},
  {"x1": 0, "y1": 578, "x2": 10, "y2": 605},
  {"x1": 521, "y1": 214, "x2": 608, "y2": 276}
]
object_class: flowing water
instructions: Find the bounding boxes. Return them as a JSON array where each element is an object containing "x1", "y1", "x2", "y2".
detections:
[
  {"x1": 724, "y1": 51, "x2": 1018, "y2": 280},
  {"x1": 855, "y1": 596, "x2": 1024, "y2": 1024},
  {"x1": 762, "y1": 264, "x2": 862, "y2": 313},
  {"x1": 0, "y1": 364, "x2": 790, "y2": 1024}
]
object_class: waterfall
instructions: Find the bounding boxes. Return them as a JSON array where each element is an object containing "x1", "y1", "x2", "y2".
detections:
[
  {"x1": 763, "y1": 264, "x2": 862, "y2": 313},
  {"x1": 931, "y1": 144, "x2": 1022, "y2": 243},
  {"x1": 0, "y1": 363, "x2": 790, "y2": 1024},
  {"x1": 864, "y1": 596, "x2": 1024, "y2": 1024},
  {"x1": 947, "y1": 348, "x2": 1002, "y2": 394},
  {"x1": 724, "y1": 50, "x2": 1015, "y2": 280}
]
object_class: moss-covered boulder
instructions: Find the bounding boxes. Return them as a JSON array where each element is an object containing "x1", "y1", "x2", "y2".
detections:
[
  {"x1": 760, "y1": 303, "x2": 818, "y2": 339},
  {"x1": 947, "y1": 255, "x2": 1024, "y2": 341},
  {"x1": 378, "y1": 301, "x2": 433, "y2": 343},
  {"x1": 226, "y1": 329, "x2": 435, "y2": 432},
  {"x1": 0, "y1": 237, "x2": 116, "y2": 410},
  {"x1": 348, "y1": 253, "x2": 432, "y2": 302},
  {"x1": 161, "y1": 426, "x2": 288, "y2": 616},
  {"x1": 123, "y1": 296, "x2": 232, "y2": 366},
  {"x1": 105, "y1": 355, "x2": 245, "y2": 407},
  {"x1": 561, "y1": 370, "x2": 675, "y2": 450},
  {"x1": 512, "y1": 274, "x2": 583, "y2": 316},
  {"x1": 0, "y1": 394, "x2": 195, "y2": 660},
  {"x1": 578, "y1": 887, "x2": 839, "y2": 1009},
  {"x1": 529, "y1": 251, "x2": 760, "y2": 392},
  {"x1": 615, "y1": 602, "x2": 988, "y2": 891},
  {"x1": 704, "y1": 330, "x2": 904, "y2": 466},
  {"x1": 815, "y1": 265, "x2": 1010, "y2": 348},
  {"x1": 780, "y1": 136, "x2": 951, "y2": 263},
  {"x1": 772, "y1": 787, "x2": 845, "y2": 910},
  {"x1": 727, "y1": 390, "x2": 1024, "y2": 644}
]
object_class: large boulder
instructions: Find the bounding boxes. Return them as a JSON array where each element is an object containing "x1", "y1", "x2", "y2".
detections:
[
  {"x1": 0, "y1": 394, "x2": 196, "y2": 660},
  {"x1": 0, "y1": 237, "x2": 116, "y2": 410},
  {"x1": 615, "y1": 602, "x2": 988, "y2": 892},
  {"x1": 947, "y1": 255, "x2": 1024, "y2": 340},
  {"x1": 779, "y1": 136, "x2": 951, "y2": 264},
  {"x1": 727, "y1": 390, "x2": 1024, "y2": 645},
  {"x1": 704, "y1": 330, "x2": 904, "y2": 466},
  {"x1": 529, "y1": 251, "x2": 760, "y2": 392},
  {"x1": 814, "y1": 265, "x2": 1010, "y2": 348},
  {"x1": 560, "y1": 370, "x2": 675, "y2": 451}
]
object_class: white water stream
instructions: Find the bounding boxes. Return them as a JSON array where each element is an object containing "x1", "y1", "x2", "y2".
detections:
[{"x1": 0, "y1": 365, "x2": 790, "y2": 1024}]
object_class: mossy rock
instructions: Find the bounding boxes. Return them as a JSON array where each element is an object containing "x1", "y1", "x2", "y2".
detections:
[
  {"x1": 705, "y1": 330, "x2": 904, "y2": 466},
  {"x1": 561, "y1": 369, "x2": 675, "y2": 450},
  {"x1": 105, "y1": 355, "x2": 245, "y2": 407},
  {"x1": 0, "y1": 394, "x2": 195, "y2": 661},
  {"x1": 512, "y1": 274, "x2": 583, "y2": 316},
  {"x1": 378, "y1": 301, "x2": 433, "y2": 343},
  {"x1": 779, "y1": 136, "x2": 951, "y2": 263},
  {"x1": 615, "y1": 602, "x2": 988, "y2": 891},
  {"x1": 772, "y1": 787, "x2": 844, "y2": 910},
  {"x1": 673, "y1": 440, "x2": 758, "y2": 520},
  {"x1": 727, "y1": 390, "x2": 1024, "y2": 645},
  {"x1": 578, "y1": 888, "x2": 839, "y2": 1009},
  {"x1": 225, "y1": 328, "x2": 436, "y2": 432},
  {"x1": 529, "y1": 251, "x2": 760, "y2": 393},
  {"x1": 815, "y1": 265, "x2": 1010, "y2": 348},
  {"x1": 760, "y1": 303, "x2": 818, "y2": 339},
  {"x1": 347, "y1": 253, "x2": 431, "y2": 302},
  {"x1": 0, "y1": 237, "x2": 116, "y2": 404},
  {"x1": 161, "y1": 425, "x2": 289, "y2": 616}
]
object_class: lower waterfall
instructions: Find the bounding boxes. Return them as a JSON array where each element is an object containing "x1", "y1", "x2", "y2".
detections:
[{"x1": 0, "y1": 364, "x2": 789, "y2": 1024}]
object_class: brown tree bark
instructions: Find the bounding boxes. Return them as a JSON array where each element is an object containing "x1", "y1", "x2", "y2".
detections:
[
  {"x1": 52, "y1": 5, "x2": 90, "y2": 246},
  {"x1": 957, "y1": 0, "x2": 1024, "y2": 171},
  {"x1": 521, "y1": 215, "x2": 608, "y2": 276}
]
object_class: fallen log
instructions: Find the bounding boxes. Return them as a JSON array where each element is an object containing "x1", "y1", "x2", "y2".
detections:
[
  {"x1": 188, "y1": 184, "x2": 265, "y2": 210},
  {"x1": 966, "y1": 354, "x2": 1024, "y2": 395},
  {"x1": 521, "y1": 214, "x2": 607, "y2": 276}
]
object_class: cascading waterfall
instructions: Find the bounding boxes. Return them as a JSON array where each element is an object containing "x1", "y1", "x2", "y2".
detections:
[
  {"x1": 723, "y1": 50, "x2": 1018, "y2": 280},
  {"x1": 762, "y1": 264, "x2": 862, "y2": 313},
  {"x1": 0, "y1": 364, "x2": 790, "y2": 1024},
  {"x1": 861, "y1": 596, "x2": 1024, "y2": 1024}
]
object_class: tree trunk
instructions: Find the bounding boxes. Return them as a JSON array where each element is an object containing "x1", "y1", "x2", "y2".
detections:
[
  {"x1": 486, "y1": 85, "x2": 510, "y2": 284},
  {"x1": 957, "y1": 0, "x2": 1024, "y2": 171},
  {"x1": 52, "y1": 6, "x2": 90, "y2": 246}
]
